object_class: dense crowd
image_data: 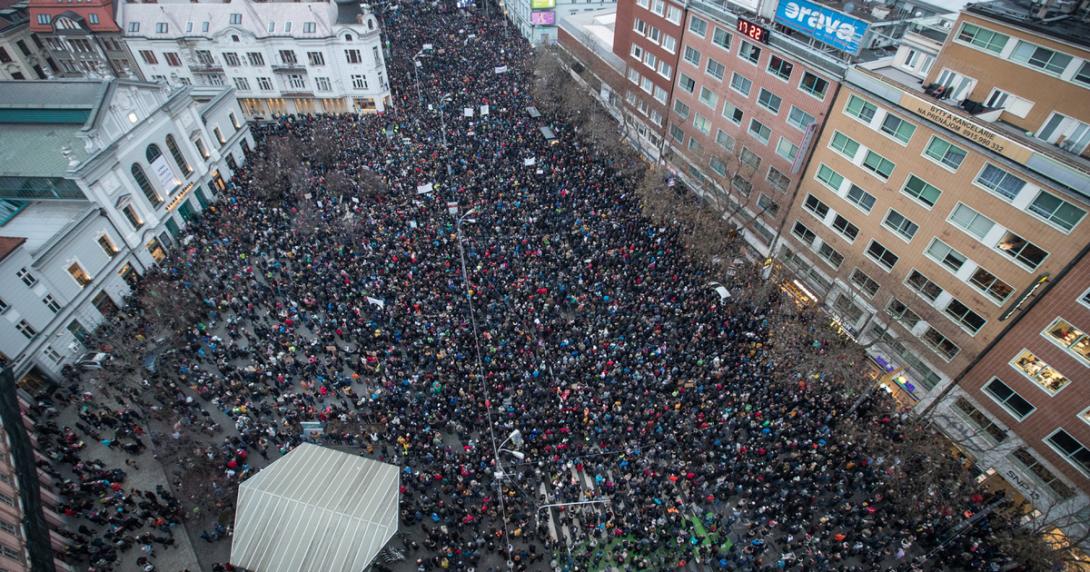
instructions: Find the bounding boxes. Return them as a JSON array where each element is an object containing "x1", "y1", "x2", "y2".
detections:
[{"x1": 26, "y1": 1, "x2": 1029, "y2": 571}]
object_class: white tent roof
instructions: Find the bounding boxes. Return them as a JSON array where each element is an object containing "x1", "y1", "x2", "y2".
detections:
[{"x1": 230, "y1": 443, "x2": 400, "y2": 572}]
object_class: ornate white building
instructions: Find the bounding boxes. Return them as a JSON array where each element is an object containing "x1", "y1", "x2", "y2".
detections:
[
  {"x1": 116, "y1": 0, "x2": 390, "y2": 117},
  {"x1": 0, "y1": 1, "x2": 51, "y2": 81},
  {"x1": 0, "y1": 79, "x2": 251, "y2": 383}
]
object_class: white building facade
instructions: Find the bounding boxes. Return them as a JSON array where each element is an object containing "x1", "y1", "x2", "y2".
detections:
[
  {"x1": 0, "y1": 79, "x2": 251, "y2": 383},
  {"x1": 0, "y1": 3, "x2": 51, "y2": 81},
  {"x1": 116, "y1": 0, "x2": 390, "y2": 117}
]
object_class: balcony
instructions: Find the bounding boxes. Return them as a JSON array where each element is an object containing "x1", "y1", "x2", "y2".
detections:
[
  {"x1": 271, "y1": 62, "x2": 307, "y2": 72},
  {"x1": 188, "y1": 63, "x2": 223, "y2": 73}
]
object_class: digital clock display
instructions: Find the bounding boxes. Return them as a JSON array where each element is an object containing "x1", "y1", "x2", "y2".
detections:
[{"x1": 737, "y1": 18, "x2": 770, "y2": 44}]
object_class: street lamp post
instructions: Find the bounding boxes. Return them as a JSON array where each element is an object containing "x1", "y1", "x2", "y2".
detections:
[{"x1": 454, "y1": 207, "x2": 516, "y2": 568}]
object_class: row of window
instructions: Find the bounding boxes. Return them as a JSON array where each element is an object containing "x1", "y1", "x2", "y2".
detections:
[
  {"x1": 680, "y1": 31, "x2": 829, "y2": 102},
  {"x1": 140, "y1": 46, "x2": 380, "y2": 70},
  {"x1": 635, "y1": 0, "x2": 684, "y2": 25},
  {"x1": 956, "y1": 21, "x2": 1090, "y2": 88},
  {"x1": 841, "y1": 94, "x2": 1087, "y2": 234},
  {"x1": 631, "y1": 16, "x2": 679, "y2": 55},
  {"x1": 128, "y1": 16, "x2": 357, "y2": 35}
]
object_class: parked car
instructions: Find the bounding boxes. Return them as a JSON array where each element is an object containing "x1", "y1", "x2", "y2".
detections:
[{"x1": 75, "y1": 352, "x2": 111, "y2": 370}]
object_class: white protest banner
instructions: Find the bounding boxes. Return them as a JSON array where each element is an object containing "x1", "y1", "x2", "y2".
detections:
[
  {"x1": 366, "y1": 297, "x2": 385, "y2": 309},
  {"x1": 417, "y1": 183, "x2": 434, "y2": 195}
]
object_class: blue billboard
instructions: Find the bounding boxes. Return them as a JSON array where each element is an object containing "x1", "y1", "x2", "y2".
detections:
[{"x1": 774, "y1": 0, "x2": 869, "y2": 55}]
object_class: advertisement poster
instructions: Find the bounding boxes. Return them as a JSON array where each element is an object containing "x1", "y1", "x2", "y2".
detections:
[
  {"x1": 531, "y1": 10, "x2": 556, "y2": 25},
  {"x1": 531, "y1": 0, "x2": 555, "y2": 8},
  {"x1": 774, "y1": 0, "x2": 868, "y2": 54},
  {"x1": 150, "y1": 155, "x2": 180, "y2": 192}
]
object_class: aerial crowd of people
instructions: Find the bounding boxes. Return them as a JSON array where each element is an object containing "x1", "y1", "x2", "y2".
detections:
[{"x1": 25, "y1": 1, "x2": 1032, "y2": 571}]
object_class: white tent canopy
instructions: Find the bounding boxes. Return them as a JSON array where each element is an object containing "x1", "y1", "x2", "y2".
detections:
[{"x1": 231, "y1": 443, "x2": 400, "y2": 572}]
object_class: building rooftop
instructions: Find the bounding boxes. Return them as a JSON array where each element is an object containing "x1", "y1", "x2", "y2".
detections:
[
  {"x1": 0, "y1": 236, "x2": 26, "y2": 264},
  {"x1": 857, "y1": 61, "x2": 1090, "y2": 199},
  {"x1": 0, "y1": 125, "x2": 88, "y2": 178},
  {"x1": 0, "y1": 201, "x2": 92, "y2": 255},
  {"x1": 558, "y1": 7, "x2": 624, "y2": 73},
  {"x1": 966, "y1": 0, "x2": 1090, "y2": 51}
]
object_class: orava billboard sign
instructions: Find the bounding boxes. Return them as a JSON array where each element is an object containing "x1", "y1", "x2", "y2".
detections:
[{"x1": 775, "y1": 0, "x2": 868, "y2": 55}]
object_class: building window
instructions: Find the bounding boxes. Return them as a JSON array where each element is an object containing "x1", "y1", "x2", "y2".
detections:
[
  {"x1": 164, "y1": 52, "x2": 182, "y2": 67},
  {"x1": 1027, "y1": 191, "x2": 1086, "y2": 232},
  {"x1": 0, "y1": 297, "x2": 7, "y2": 313},
  {"x1": 887, "y1": 298, "x2": 921, "y2": 329},
  {"x1": 706, "y1": 58, "x2": 725, "y2": 81},
  {"x1": 287, "y1": 74, "x2": 305, "y2": 89},
  {"x1": 715, "y1": 130, "x2": 735, "y2": 152},
  {"x1": 883, "y1": 209, "x2": 918, "y2": 241},
  {"x1": 673, "y1": 99, "x2": 690, "y2": 120},
  {"x1": 131, "y1": 163, "x2": 161, "y2": 206},
  {"x1": 775, "y1": 138, "x2": 798, "y2": 162},
  {"x1": 849, "y1": 268, "x2": 878, "y2": 297},
  {"x1": 739, "y1": 41, "x2": 761, "y2": 64},
  {"x1": 1010, "y1": 41, "x2": 1072, "y2": 76},
  {"x1": 345, "y1": 49, "x2": 362, "y2": 64},
  {"x1": 1046, "y1": 429, "x2": 1090, "y2": 477},
  {"x1": 712, "y1": 27, "x2": 731, "y2": 50},
  {"x1": 949, "y1": 203, "x2": 994, "y2": 239},
  {"x1": 975, "y1": 164, "x2": 1025, "y2": 201},
  {"x1": 953, "y1": 398, "x2": 1008, "y2": 443},
  {"x1": 1012, "y1": 448, "x2": 1074, "y2": 499},
  {"x1": 924, "y1": 137, "x2": 966, "y2": 170},
  {"x1": 693, "y1": 113, "x2": 711, "y2": 135},
  {"x1": 906, "y1": 269, "x2": 943, "y2": 302},
  {"x1": 791, "y1": 221, "x2": 816, "y2": 245},
  {"x1": 731, "y1": 174, "x2": 752, "y2": 196},
  {"x1": 213, "y1": 127, "x2": 226, "y2": 145},
  {"x1": 669, "y1": 124, "x2": 684, "y2": 143},
  {"x1": 861, "y1": 150, "x2": 895, "y2": 179},
  {"x1": 815, "y1": 164, "x2": 843, "y2": 192},
  {"x1": 308, "y1": 51, "x2": 325, "y2": 66},
  {"x1": 803, "y1": 194, "x2": 829, "y2": 219},
  {"x1": 923, "y1": 326, "x2": 960, "y2": 361},
  {"x1": 995, "y1": 232, "x2": 1048, "y2": 270},
  {"x1": 1043, "y1": 318, "x2": 1090, "y2": 365},
  {"x1": 729, "y1": 73, "x2": 751, "y2": 96},
  {"x1": 248, "y1": 52, "x2": 265, "y2": 66},
  {"x1": 880, "y1": 114, "x2": 915, "y2": 144},
  {"x1": 722, "y1": 102, "x2": 743, "y2": 124},
  {"x1": 787, "y1": 106, "x2": 814, "y2": 131},
  {"x1": 156, "y1": 22, "x2": 168, "y2": 33},
  {"x1": 799, "y1": 72, "x2": 828, "y2": 99},
  {"x1": 665, "y1": 5, "x2": 682, "y2": 24},
  {"x1": 97, "y1": 235, "x2": 119, "y2": 257},
  {"x1": 234, "y1": 77, "x2": 250, "y2": 91},
  {"x1": 831, "y1": 214, "x2": 859, "y2": 242},
  {"x1": 844, "y1": 95, "x2": 876, "y2": 123},
  {"x1": 697, "y1": 87, "x2": 718, "y2": 110},
  {"x1": 165, "y1": 134, "x2": 191, "y2": 176},
  {"x1": 739, "y1": 147, "x2": 760, "y2": 170},
  {"x1": 901, "y1": 175, "x2": 941, "y2": 208},
  {"x1": 757, "y1": 193, "x2": 779, "y2": 216},
  {"x1": 767, "y1": 167, "x2": 790, "y2": 193},
  {"x1": 969, "y1": 267, "x2": 1013, "y2": 304},
  {"x1": 123, "y1": 205, "x2": 143, "y2": 229},
  {"x1": 38, "y1": 14, "x2": 51, "y2": 25},
  {"x1": 817, "y1": 243, "x2": 843, "y2": 269},
  {"x1": 1080, "y1": 287, "x2": 1090, "y2": 310},
  {"x1": 17, "y1": 267, "x2": 36, "y2": 287},
  {"x1": 139, "y1": 50, "x2": 158, "y2": 65},
  {"x1": 689, "y1": 15, "x2": 707, "y2": 37},
  {"x1": 829, "y1": 131, "x2": 859, "y2": 158},
  {"x1": 315, "y1": 77, "x2": 332, "y2": 92},
  {"x1": 68, "y1": 262, "x2": 92, "y2": 287},
  {"x1": 256, "y1": 77, "x2": 273, "y2": 91},
  {"x1": 1012, "y1": 349, "x2": 1071, "y2": 394},
  {"x1": 351, "y1": 74, "x2": 368, "y2": 90},
  {"x1": 866, "y1": 240, "x2": 898, "y2": 271},
  {"x1": 304, "y1": 22, "x2": 316, "y2": 33},
  {"x1": 956, "y1": 23, "x2": 1009, "y2": 54},
  {"x1": 766, "y1": 56, "x2": 793, "y2": 81},
  {"x1": 757, "y1": 89, "x2": 781, "y2": 114},
  {"x1": 16, "y1": 320, "x2": 35, "y2": 339},
  {"x1": 43, "y1": 294, "x2": 61, "y2": 313},
  {"x1": 682, "y1": 46, "x2": 700, "y2": 67},
  {"x1": 748, "y1": 119, "x2": 770, "y2": 144},
  {"x1": 675, "y1": 72, "x2": 693, "y2": 92},
  {"x1": 945, "y1": 298, "x2": 986, "y2": 334},
  {"x1": 223, "y1": 52, "x2": 241, "y2": 66},
  {"x1": 230, "y1": 13, "x2": 242, "y2": 25},
  {"x1": 982, "y1": 378, "x2": 1034, "y2": 420}
]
